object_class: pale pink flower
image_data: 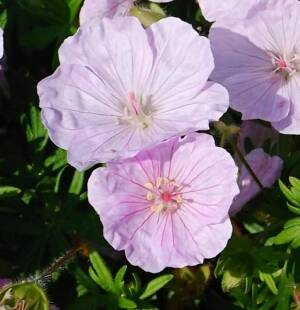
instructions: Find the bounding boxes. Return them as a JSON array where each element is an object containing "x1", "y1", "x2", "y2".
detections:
[
  {"x1": 80, "y1": 0, "x2": 174, "y2": 25},
  {"x1": 88, "y1": 133, "x2": 239, "y2": 272},
  {"x1": 38, "y1": 17, "x2": 229, "y2": 170},
  {"x1": 198, "y1": 0, "x2": 294, "y2": 22},
  {"x1": 210, "y1": 1, "x2": 300, "y2": 134},
  {"x1": 230, "y1": 149, "x2": 283, "y2": 215}
]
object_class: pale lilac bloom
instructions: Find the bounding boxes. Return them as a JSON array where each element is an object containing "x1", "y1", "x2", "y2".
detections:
[
  {"x1": 80, "y1": 0, "x2": 174, "y2": 25},
  {"x1": 238, "y1": 121, "x2": 278, "y2": 155},
  {"x1": 38, "y1": 17, "x2": 229, "y2": 170},
  {"x1": 198, "y1": 0, "x2": 294, "y2": 22},
  {"x1": 88, "y1": 133, "x2": 239, "y2": 272},
  {"x1": 210, "y1": 2, "x2": 300, "y2": 134},
  {"x1": 230, "y1": 149, "x2": 283, "y2": 215}
]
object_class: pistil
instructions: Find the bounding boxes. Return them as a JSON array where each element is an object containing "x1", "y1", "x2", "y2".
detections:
[
  {"x1": 145, "y1": 177, "x2": 183, "y2": 213},
  {"x1": 119, "y1": 92, "x2": 152, "y2": 129}
]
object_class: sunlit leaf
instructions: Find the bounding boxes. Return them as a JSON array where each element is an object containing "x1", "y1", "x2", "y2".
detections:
[
  {"x1": 139, "y1": 275, "x2": 173, "y2": 300},
  {"x1": 88, "y1": 251, "x2": 115, "y2": 293},
  {"x1": 0, "y1": 186, "x2": 21, "y2": 198}
]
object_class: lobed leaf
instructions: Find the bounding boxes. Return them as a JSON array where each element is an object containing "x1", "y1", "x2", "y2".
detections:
[
  {"x1": 89, "y1": 251, "x2": 115, "y2": 293},
  {"x1": 139, "y1": 274, "x2": 173, "y2": 300}
]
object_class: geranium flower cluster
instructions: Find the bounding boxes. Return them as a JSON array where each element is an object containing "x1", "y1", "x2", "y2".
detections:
[{"x1": 38, "y1": 0, "x2": 288, "y2": 272}]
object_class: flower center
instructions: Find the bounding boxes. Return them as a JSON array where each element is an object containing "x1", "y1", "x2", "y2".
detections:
[
  {"x1": 271, "y1": 52, "x2": 300, "y2": 80},
  {"x1": 144, "y1": 177, "x2": 183, "y2": 213},
  {"x1": 119, "y1": 91, "x2": 152, "y2": 129}
]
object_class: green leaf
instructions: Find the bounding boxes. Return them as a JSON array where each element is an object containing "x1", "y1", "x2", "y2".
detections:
[
  {"x1": 273, "y1": 226, "x2": 300, "y2": 244},
  {"x1": 114, "y1": 265, "x2": 127, "y2": 291},
  {"x1": 20, "y1": 104, "x2": 48, "y2": 151},
  {"x1": 67, "y1": 0, "x2": 83, "y2": 23},
  {"x1": 258, "y1": 271, "x2": 278, "y2": 295},
  {"x1": 289, "y1": 177, "x2": 300, "y2": 191},
  {"x1": 272, "y1": 218, "x2": 300, "y2": 248},
  {"x1": 89, "y1": 266, "x2": 103, "y2": 288},
  {"x1": 69, "y1": 170, "x2": 85, "y2": 195},
  {"x1": 132, "y1": 272, "x2": 142, "y2": 295},
  {"x1": 74, "y1": 267, "x2": 99, "y2": 297},
  {"x1": 214, "y1": 236, "x2": 253, "y2": 289},
  {"x1": 243, "y1": 221, "x2": 265, "y2": 234},
  {"x1": 139, "y1": 274, "x2": 173, "y2": 300},
  {"x1": 279, "y1": 179, "x2": 300, "y2": 213},
  {"x1": 89, "y1": 251, "x2": 115, "y2": 293},
  {"x1": 0, "y1": 9, "x2": 7, "y2": 28},
  {"x1": 45, "y1": 148, "x2": 67, "y2": 171},
  {"x1": 284, "y1": 217, "x2": 300, "y2": 228},
  {"x1": 0, "y1": 186, "x2": 21, "y2": 198},
  {"x1": 118, "y1": 296, "x2": 137, "y2": 309},
  {"x1": 54, "y1": 166, "x2": 68, "y2": 193},
  {"x1": 287, "y1": 202, "x2": 300, "y2": 216},
  {"x1": 275, "y1": 264, "x2": 293, "y2": 310},
  {"x1": 279, "y1": 180, "x2": 299, "y2": 206}
]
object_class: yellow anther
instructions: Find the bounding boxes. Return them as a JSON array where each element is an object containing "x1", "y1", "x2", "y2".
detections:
[
  {"x1": 151, "y1": 203, "x2": 164, "y2": 213},
  {"x1": 156, "y1": 177, "x2": 163, "y2": 188},
  {"x1": 144, "y1": 182, "x2": 154, "y2": 190},
  {"x1": 174, "y1": 195, "x2": 183, "y2": 204},
  {"x1": 146, "y1": 191, "x2": 153, "y2": 201}
]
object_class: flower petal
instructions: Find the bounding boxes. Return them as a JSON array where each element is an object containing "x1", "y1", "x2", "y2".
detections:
[
  {"x1": 146, "y1": 17, "x2": 214, "y2": 103},
  {"x1": 230, "y1": 148, "x2": 283, "y2": 215},
  {"x1": 273, "y1": 76, "x2": 300, "y2": 134},
  {"x1": 39, "y1": 17, "x2": 229, "y2": 169},
  {"x1": 59, "y1": 17, "x2": 153, "y2": 93},
  {"x1": 88, "y1": 134, "x2": 238, "y2": 272}
]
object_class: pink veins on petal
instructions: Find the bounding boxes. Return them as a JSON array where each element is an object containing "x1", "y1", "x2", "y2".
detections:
[
  {"x1": 88, "y1": 133, "x2": 239, "y2": 272},
  {"x1": 38, "y1": 17, "x2": 229, "y2": 170}
]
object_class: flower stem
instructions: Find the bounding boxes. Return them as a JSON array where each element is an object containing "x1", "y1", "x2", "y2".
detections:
[
  {"x1": 231, "y1": 141, "x2": 264, "y2": 190},
  {"x1": 38, "y1": 246, "x2": 82, "y2": 281},
  {"x1": 213, "y1": 121, "x2": 264, "y2": 190}
]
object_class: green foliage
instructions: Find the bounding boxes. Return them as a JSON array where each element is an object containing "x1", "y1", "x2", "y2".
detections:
[
  {"x1": 214, "y1": 226, "x2": 296, "y2": 308},
  {"x1": 270, "y1": 218, "x2": 300, "y2": 248},
  {"x1": 213, "y1": 176, "x2": 300, "y2": 309},
  {"x1": 2, "y1": 0, "x2": 300, "y2": 309},
  {"x1": 71, "y1": 251, "x2": 173, "y2": 310},
  {"x1": 20, "y1": 103, "x2": 48, "y2": 153},
  {"x1": 279, "y1": 177, "x2": 300, "y2": 215},
  {"x1": 89, "y1": 251, "x2": 115, "y2": 293},
  {"x1": 139, "y1": 275, "x2": 174, "y2": 300},
  {"x1": 0, "y1": 186, "x2": 21, "y2": 198}
]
